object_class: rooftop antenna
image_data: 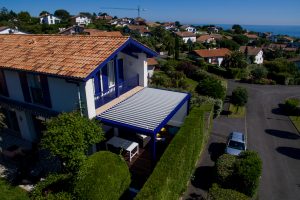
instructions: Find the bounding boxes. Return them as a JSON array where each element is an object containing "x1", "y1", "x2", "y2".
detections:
[{"x1": 100, "y1": 5, "x2": 146, "y2": 18}]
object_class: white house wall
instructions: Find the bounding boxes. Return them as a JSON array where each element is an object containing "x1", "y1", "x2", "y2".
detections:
[
  {"x1": 84, "y1": 79, "x2": 96, "y2": 118},
  {"x1": 167, "y1": 101, "x2": 188, "y2": 127},
  {"x1": 4, "y1": 70, "x2": 24, "y2": 102}
]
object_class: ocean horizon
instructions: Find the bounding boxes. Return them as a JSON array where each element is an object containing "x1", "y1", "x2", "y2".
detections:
[{"x1": 194, "y1": 24, "x2": 300, "y2": 38}]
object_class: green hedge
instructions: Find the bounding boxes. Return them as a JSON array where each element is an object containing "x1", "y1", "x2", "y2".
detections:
[
  {"x1": 135, "y1": 106, "x2": 213, "y2": 200},
  {"x1": 208, "y1": 184, "x2": 249, "y2": 200},
  {"x1": 215, "y1": 154, "x2": 236, "y2": 185},
  {"x1": 0, "y1": 178, "x2": 29, "y2": 200},
  {"x1": 74, "y1": 151, "x2": 130, "y2": 200}
]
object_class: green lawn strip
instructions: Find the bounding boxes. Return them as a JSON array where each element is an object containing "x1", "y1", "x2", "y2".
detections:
[
  {"x1": 186, "y1": 78, "x2": 198, "y2": 91},
  {"x1": 289, "y1": 116, "x2": 300, "y2": 134},
  {"x1": 228, "y1": 104, "x2": 246, "y2": 118}
]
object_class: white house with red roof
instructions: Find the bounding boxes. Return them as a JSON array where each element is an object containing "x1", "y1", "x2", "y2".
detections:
[
  {"x1": 192, "y1": 48, "x2": 231, "y2": 66},
  {"x1": 239, "y1": 46, "x2": 264, "y2": 64},
  {"x1": 175, "y1": 31, "x2": 196, "y2": 43}
]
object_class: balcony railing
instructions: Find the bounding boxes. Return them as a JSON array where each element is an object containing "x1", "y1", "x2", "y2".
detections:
[{"x1": 94, "y1": 74, "x2": 139, "y2": 108}]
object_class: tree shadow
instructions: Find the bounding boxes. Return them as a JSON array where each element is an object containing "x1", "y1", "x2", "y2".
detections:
[
  {"x1": 271, "y1": 104, "x2": 286, "y2": 116},
  {"x1": 265, "y1": 129, "x2": 299, "y2": 140},
  {"x1": 276, "y1": 147, "x2": 300, "y2": 160},
  {"x1": 208, "y1": 142, "x2": 226, "y2": 161},
  {"x1": 185, "y1": 192, "x2": 206, "y2": 200},
  {"x1": 191, "y1": 166, "x2": 214, "y2": 191}
]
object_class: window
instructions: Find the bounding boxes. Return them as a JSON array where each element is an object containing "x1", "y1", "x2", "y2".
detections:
[
  {"x1": 0, "y1": 70, "x2": 8, "y2": 97},
  {"x1": 27, "y1": 74, "x2": 44, "y2": 105},
  {"x1": 108, "y1": 61, "x2": 115, "y2": 87}
]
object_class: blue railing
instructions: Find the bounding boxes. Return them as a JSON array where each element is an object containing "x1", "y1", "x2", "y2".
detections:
[{"x1": 94, "y1": 74, "x2": 139, "y2": 108}]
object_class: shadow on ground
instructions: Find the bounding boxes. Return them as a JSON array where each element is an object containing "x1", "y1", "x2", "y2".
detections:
[
  {"x1": 208, "y1": 142, "x2": 226, "y2": 161},
  {"x1": 271, "y1": 104, "x2": 286, "y2": 116},
  {"x1": 185, "y1": 192, "x2": 206, "y2": 200},
  {"x1": 265, "y1": 129, "x2": 299, "y2": 140},
  {"x1": 276, "y1": 147, "x2": 300, "y2": 160},
  {"x1": 191, "y1": 166, "x2": 214, "y2": 191}
]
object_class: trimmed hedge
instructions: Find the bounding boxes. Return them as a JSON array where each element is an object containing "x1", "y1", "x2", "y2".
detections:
[
  {"x1": 135, "y1": 105, "x2": 213, "y2": 200},
  {"x1": 208, "y1": 184, "x2": 249, "y2": 200},
  {"x1": 215, "y1": 154, "x2": 236, "y2": 185},
  {"x1": 74, "y1": 151, "x2": 130, "y2": 200},
  {"x1": 0, "y1": 178, "x2": 29, "y2": 200}
]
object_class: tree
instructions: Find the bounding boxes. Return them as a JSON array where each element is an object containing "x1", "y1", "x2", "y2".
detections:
[
  {"x1": 0, "y1": 110, "x2": 5, "y2": 131},
  {"x1": 175, "y1": 36, "x2": 180, "y2": 60},
  {"x1": 54, "y1": 9, "x2": 70, "y2": 21},
  {"x1": 251, "y1": 67, "x2": 268, "y2": 80},
  {"x1": 232, "y1": 24, "x2": 244, "y2": 34},
  {"x1": 231, "y1": 87, "x2": 248, "y2": 107},
  {"x1": 196, "y1": 77, "x2": 226, "y2": 99},
  {"x1": 74, "y1": 151, "x2": 130, "y2": 200},
  {"x1": 41, "y1": 112, "x2": 104, "y2": 173},
  {"x1": 39, "y1": 11, "x2": 49, "y2": 16},
  {"x1": 17, "y1": 11, "x2": 31, "y2": 23},
  {"x1": 218, "y1": 39, "x2": 240, "y2": 51},
  {"x1": 175, "y1": 21, "x2": 181, "y2": 27},
  {"x1": 233, "y1": 34, "x2": 249, "y2": 45},
  {"x1": 222, "y1": 51, "x2": 248, "y2": 69}
]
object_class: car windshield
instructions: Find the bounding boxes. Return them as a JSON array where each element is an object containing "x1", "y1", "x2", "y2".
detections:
[{"x1": 228, "y1": 140, "x2": 245, "y2": 150}]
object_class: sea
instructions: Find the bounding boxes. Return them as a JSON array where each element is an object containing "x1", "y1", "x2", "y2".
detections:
[{"x1": 194, "y1": 24, "x2": 300, "y2": 38}]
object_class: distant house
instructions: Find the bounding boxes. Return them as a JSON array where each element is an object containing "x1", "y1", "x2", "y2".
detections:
[
  {"x1": 244, "y1": 33, "x2": 259, "y2": 43},
  {"x1": 133, "y1": 17, "x2": 146, "y2": 25},
  {"x1": 147, "y1": 58, "x2": 159, "y2": 78},
  {"x1": 58, "y1": 25, "x2": 85, "y2": 35},
  {"x1": 96, "y1": 15, "x2": 113, "y2": 20},
  {"x1": 192, "y1": 48, "x2": 231, "y2": 66},
  {"x1": 71, "y1": 15, "x2": 91, "y2": 26},
  {"x1": 207, "y1": 26, "x2": 219, "y2": 33},
  {"x1": 145, "y1": 22, "x2": 160, "y2": 28},
  {"x1": 279, "y1": 36, "x2": 294, "y2": 43},
  {"x1": 239, "y1": 46, "x2": 263, "y2": 64},
  {"x1": 175, "y1": 31, "x2": 196, "y2": 43},
  {"x1": 162, "y1": 22, "x2": 176, "y2": 31},
  {"x1": 84, "y1": 29, "x2": 123, "y2": 36},
  {"x1": 0, "y1": 26, "x2": 26, "y2": 34},
  {"x1": 40, "y1": 14, "x2": 61, "y2": 25},
  {"x1": 127, "y1": 25, "x2": 151, "y2": 37},
  {"x1": 197, "y1": 34, "x2": 223, "y2": 44},
  {"x1": 181, "y1": 25, "x2": 196, "y2": 33}
]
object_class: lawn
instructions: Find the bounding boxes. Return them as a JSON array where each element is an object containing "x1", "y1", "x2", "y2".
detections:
[
  {"x1": 228, "y1": 104, "x2": 246, "y2": 118},
  {"x1": 289, "y1": 116, "x2": 300, "y2": 134},
  {"x1": 186, "y1": 78, "x2": 198, "y2": 91}
]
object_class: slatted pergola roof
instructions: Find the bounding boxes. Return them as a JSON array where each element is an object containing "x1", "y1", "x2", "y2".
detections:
[{"x1": 98, "y1": 88, "x2": 190, "y2": 134}]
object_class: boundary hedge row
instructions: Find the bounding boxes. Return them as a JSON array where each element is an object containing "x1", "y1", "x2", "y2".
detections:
[{"x1": 135, "y1": 105, "x2": 213, "y2": 200}]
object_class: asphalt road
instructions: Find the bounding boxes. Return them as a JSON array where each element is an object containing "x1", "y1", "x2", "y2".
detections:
[{"x1": 184, "y1": 81, "x2": 300, "y2": 200}]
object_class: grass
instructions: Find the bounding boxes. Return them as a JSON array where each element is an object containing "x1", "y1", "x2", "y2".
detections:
[
  {"x1": 228, "y1": 104, "x2": 246, "y2": 118},
  {"x1": 289, "y1": 116, "x2": 300, "y2": 134},
  {"x1": 186, "y1": 78, "x2": 198, "y2": 91}
]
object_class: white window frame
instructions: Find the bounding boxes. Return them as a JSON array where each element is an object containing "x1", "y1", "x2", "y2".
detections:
[{"x1": 108, "y1": 61, "x2": 115, "y2": 87}]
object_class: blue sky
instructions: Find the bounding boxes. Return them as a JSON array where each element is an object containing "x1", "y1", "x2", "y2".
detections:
[{"x1": 1, "y1": 0, "x2": 300, "y2": 25}]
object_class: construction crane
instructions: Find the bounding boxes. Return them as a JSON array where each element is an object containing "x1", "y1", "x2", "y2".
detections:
[{"x1": 100, "y1": 5, "x2": 146, "y2": 18}]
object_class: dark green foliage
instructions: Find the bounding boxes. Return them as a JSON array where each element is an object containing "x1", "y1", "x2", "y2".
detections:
[
  {"x1": 41, "y1": 112, "x2": 104, "y2": 173},
  {"x1": 218, "y1": 39, "x2": 240, "y2": 50},
  {"x1": 232, "y1": 24, "x2": 244, "y2": 34},
  {"x1": 215, "y1": 154, "x2": 236, "y2": 185},
  {"x1": 74, "y1": 151, "x2": 130, "y2": 200},
  {"x1": 0, "y1": 110, "x2": 6, "y2": 130},
  {"x1": 284, "y1": 98, "x2": 300, "y2": 115},
  {"x1": 136, "y1": 106, "x2": 213, "y2": 200},
  {"x1": 54, "y1": 9, "x2": 70, "y2": 21},
  {"x1": 222, "y1": 51, "x2": 248, "y2": 69},
  {"x1": 231, "y1": 87, "x2": 248, "y2": 106},
  {"x1": 234, "y1": 151, "x2": 262, "y2": 196},
  {"x1": 208, "y1": 184, "x2": 249, "y2": 200},
  {"x1": 0, "y1": 178, "x2": 29, "y2": 200},
  {"x1": 251, "y1": 66, "x2": 268, "y2": 80},
  {"x1": 196, "y1": 77, "x2": 226, "y2": 100},
  {"x1": 31, "y1": 174, "x2": 73, "y2": 200},
  {"x1": 227, "y1": 68, "x2": 249, "y2": 79},
  {"x1": 233, "y1": 35, "x2": 249, "y2": 45}
]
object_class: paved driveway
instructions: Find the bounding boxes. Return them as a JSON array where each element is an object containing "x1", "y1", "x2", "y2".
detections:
[{"x1": 184, "y1": 81, "x2": 300, "y2": 200}]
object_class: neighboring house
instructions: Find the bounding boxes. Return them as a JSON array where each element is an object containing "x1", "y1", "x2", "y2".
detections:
[
  {"x1": 0, "y1": 34, "x2": 190, "y2": 161},
  {"x1": 239, "y1": 46, "x2": 264, "y2": 64},
  {"x1": 127, "y1": 25, "x2": 151, "y2": 37},
  {"x1": 207, "y1": 26, "x2": 219, "y2": 33},
  {"x1": 197, "y1": 34, "x2": 223, "y2": 44},
  {"x1": 147, "y1": 58, "x2": 159, "y2": 78},
  {"x1": 84, "y1": 29, "x2": 123, "y2": 36},
  {"x1": 58, "y1": 25, "x2": 85, "y2": 35},
  {"x1": 133, "y1": 17, "x2": 146, "y2": 25},
  {"x1": 145, "y1": 22, "x2": 160, "y2": 28},
  {"x1": 288, "y1": 57, "x2": 300, "y2": 69},
  {"x1": 244, "y1": 33, "x2": 259, "y2": 43},
  {"x1": 96, "y1": 15, "x2": 113, "y2": 20},
  {"x1": 40, "y1": 14, "x2": 61, "y2": 25},
  {"x1": 71, "y1": 15, "x2": 91, "y2": 26},
  {"x1": 279, "y1": 36, "x2": 294, "y2": 43},
  {"x1": 181, "y1": 25, "x2": 196, "y2": 33},
  {"x1": 0, "y1": 26, "x2": 26, "y2": 34},
  {"x1": 175, "y1": 31, "x2": 196, "y2": 43},
  {"x1": 192, "y1": 48, "x2": 231, "y2": 66},
  {"x1": 162, "y1": 22, "x2": 176, "y2": 31}
]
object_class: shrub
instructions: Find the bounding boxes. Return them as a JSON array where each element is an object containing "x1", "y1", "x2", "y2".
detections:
[
  {"x1": 215, "y1": 154, "x2": 236, "y2": 185},
  {"x1": 231, "y1": 87, "x2": 248, "y2": 107},
  {"x1": 151, "y1": 72, "x2": 172, "y2": 88},
  {"x1": 74, "y1": 151, "x2": 130, "y2": 200},
  {"x1": 0, "y1": 178, "x2": 29, "y2": 200},
  {"x1": 228, "y1": 68, "x2": 249, "y2": 79},
  {"x1": 234, "y1": 151, "x2": 262, "y2": 197},
  {"x1": 213, "y1": 99, "x2": 223, "y2": 118},
  {"x1": 284, "y1": 98, "x2": 300, "y2": 115},
  {"x1": 208, "y1": 184, "x2": 249, "y2": 200},
  {"x1": 191, "y1": 95, "x2": 223, "y2": 118},
  {"x1": 251, "y1": 67, "x2": 268, "y2": 80},
  {"x1": 136, "y1": 106, "x2": 213, "y2": 200},
  {"x1": 196, "y1": 77, "x2": 226, "y2": 100},
  {"x1": 31, "y1": 173, "x2": 73, "y2": 200}
]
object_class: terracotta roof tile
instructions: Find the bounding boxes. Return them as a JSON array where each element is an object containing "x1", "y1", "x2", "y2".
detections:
[
  {"x1": 175, "y1": 31, "x2": 196, "y2": 37},
  {"x1": 147, "y1": 58, "x2": 158, "y2": 66},
  {"x1": 84, "y1": 29, "x2": 123, "y2": 36},
  {"x1": 193, "y1": 48, "x2": 231, "y2": 58},
  {"x1": 239, "y1": 46, "x2": 262, "y2": 56},
  {"x1": 0, "y1": 34, "x2": 129, "y2": 79}
]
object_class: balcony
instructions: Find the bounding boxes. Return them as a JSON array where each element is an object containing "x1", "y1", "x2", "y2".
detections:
[{"x1": 94, "y1": 74, "x2": 139, "y2": 109}]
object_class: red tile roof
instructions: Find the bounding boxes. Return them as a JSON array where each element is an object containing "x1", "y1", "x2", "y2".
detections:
[
  {"x1": 175, "y1": 31, "x2": 196, "y2": 37},
  {"x1": 0, "y1": 34, "x2": 130, "y2": 79},
  {"x1": 84, "y1": 29, "x2": 123, "y2": 36},
  {"x1": 193, "y1": 48, "x2": 231, "y2": 58},
  {"x1": 197, "y1": 34, "x2": 223, "y2": 42},
  {"x1": 147, "y1": 58, "x2": 158, "y2": 66},
  {"x1": 244, "y1": 33, "x2": 259, "y2": 39},
  {"x1": 239, "y1": 46, "x2": 262, "y2": 56}
]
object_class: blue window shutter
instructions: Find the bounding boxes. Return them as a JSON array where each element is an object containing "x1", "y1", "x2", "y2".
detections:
[
  {"x1": 19, "y1": 72, "x2": 31, "y2": 103},
  {"x1": 94, "y1": 71, "x2": 101, "y2": 94},
  {"x1": 0, "y1": 70, "x2": 9, "y2": 97},
  {"x1": 102, "y1": 64, "x2": 109, "y2": 93},
  {"x1": 40, "y1": 75, "x2": 52, "y2": 108},
  {"x1": 118, "y1": 59, "x2": 124, "y2": 83}
]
